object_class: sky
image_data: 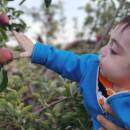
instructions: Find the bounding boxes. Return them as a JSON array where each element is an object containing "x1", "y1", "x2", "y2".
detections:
[{"x1": 7, "y1": 0, "x2": 87, "y2": 46}]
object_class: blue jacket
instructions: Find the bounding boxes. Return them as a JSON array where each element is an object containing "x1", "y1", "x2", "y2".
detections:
[{"x1": 31, "y1": 42, "x2": 130, "y2": 130}]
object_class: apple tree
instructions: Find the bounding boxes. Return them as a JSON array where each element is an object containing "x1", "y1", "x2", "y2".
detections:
[{"x1": 0, "y1": 0, "x2": 27, "y2": 92}]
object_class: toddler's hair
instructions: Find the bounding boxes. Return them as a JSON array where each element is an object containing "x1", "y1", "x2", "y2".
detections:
[{"x1": 119, "y1": 15, "x2": 130, "y2": 31}]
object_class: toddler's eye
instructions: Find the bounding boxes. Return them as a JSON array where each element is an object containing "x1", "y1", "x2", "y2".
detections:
[{"x1": 110, "y1": 48, "x2": 118, "y2": 55}]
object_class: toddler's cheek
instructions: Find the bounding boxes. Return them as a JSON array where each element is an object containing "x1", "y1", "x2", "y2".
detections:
[{"x1": 100, "y1": 62, "x2": 114, "y2": 78}]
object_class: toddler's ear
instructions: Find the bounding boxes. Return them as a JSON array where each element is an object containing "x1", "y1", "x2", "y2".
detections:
[{"x1": 102, "y1": 103, "x2": 115, "y2": 115}]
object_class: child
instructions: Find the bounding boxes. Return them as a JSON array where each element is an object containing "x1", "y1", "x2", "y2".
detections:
[{"x1": 13, "y1": 15, "x2": 130, "y2": 130}]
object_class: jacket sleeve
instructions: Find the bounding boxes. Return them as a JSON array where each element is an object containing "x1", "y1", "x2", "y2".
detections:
[{"x1": 31, "y1": 42, "x2": 93, "y2": 83}]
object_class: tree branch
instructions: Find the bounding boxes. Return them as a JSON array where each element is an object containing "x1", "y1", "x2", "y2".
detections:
[{"x1": 33, "y1": 96, "x2": 72, "y2": 115}]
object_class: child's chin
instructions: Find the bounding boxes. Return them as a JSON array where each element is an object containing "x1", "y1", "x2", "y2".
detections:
[{"x1": 100, "y1": 65, "x2": 105, "y2": 76}]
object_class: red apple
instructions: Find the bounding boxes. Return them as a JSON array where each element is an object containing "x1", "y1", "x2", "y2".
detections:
[
  {"x1": 0, "y1": 14, "x2": 9, "y2": 26},
  {"x1": 0, "y1": 48, "x2": 13, "y2": 64}
]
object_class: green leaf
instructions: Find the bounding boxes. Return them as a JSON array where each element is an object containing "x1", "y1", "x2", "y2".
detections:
[
  {"x1": 45, "y1": 0, "x2": 52, "y2": 8},
  {"x1": 0, "y1": 27, "x2": 8, "y2": 41},
  {"x1": 0, "y1": 68, "x2": 8, "y2": 92},
  {"x1": 62, "y1": 112, "x2": 78, "y2": 121},
  {"x1": 52, "y1": 102, "x2": 64, "y2": 116},
  {"x1": 13, "y1": 10, "x2": 24, "y2": 17},
  {"x1": 22, "y1": 105, "x2": 32, "y2": 113},
  {"x1": 8, "y1": 23, "x2": 26, "y2": 32},
  {"x1": 65, "y1": 82, "x2": 71, "y2": 97},
  {"x1": 84, "y1": 16, "x2": 94, "y2": 25},
  {"x1": 0, "y1": 128, "x2": 5, "y2": 130},
  {"x1": 85, "y1": 4, "x2": 93, "y2": 13},
  {"x1": 41, "y1": 120, "x2": 50, "y2": 130}
]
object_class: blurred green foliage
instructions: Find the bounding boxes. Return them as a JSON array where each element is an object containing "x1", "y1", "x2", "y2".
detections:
[
  {"x1": 0, "y1": 0, "x2": 26, "y2": 47},
  {"x1": 0, "y1": 59, "x2": 92, "y2": 130},
  {"x1": 0, "y1": 0, "x2": 130, "y2": 130}
]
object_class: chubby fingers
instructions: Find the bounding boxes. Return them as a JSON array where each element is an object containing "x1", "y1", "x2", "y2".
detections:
[
  {"x1": 12, "y1": 31, "x2": 22, "y2": 43},
  {"x1": 12, "y1": 31, "x2": 33, "y2": 52},
  {"x1": 97, "y1": 115, "x2": 125, "y2": 130},
  {"x1": 99, "y1": 128, "x2": 105, "y2": 130},
  {"x1": 12, "y1": 31, "x2": 26, "y2": 49},
  {"x1": 97, "y1": 115, "x2": 116, "y2": 129}
]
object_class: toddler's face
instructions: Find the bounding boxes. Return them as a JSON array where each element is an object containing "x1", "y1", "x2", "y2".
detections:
[{"x1": 100, "y1": 24, "x2": 130, "y2": 88}]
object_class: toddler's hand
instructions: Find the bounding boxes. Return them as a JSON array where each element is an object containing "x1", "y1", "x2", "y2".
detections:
[
  {"x1": 97, "y1": 103, "x2": 126, "y2": 130},
  {"x1": 97, "y1": 115, "x2": 125, "y2": 130},
  {"x1": 12, "y1": 31, "x2": 34, "y2": 58}
]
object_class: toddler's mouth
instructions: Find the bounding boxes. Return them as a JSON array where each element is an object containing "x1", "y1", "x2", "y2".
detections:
[
  {"x1": 99, "y1": 62, "x2": 102, "y2": 68},
  {"x1": 99, "y1": 63, "x2": 105, "y2": 77}
]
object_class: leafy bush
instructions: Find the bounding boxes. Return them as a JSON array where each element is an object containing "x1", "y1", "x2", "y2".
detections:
[{"x1": 0, "y1": 59, "x2": 92, "y2": 130}]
